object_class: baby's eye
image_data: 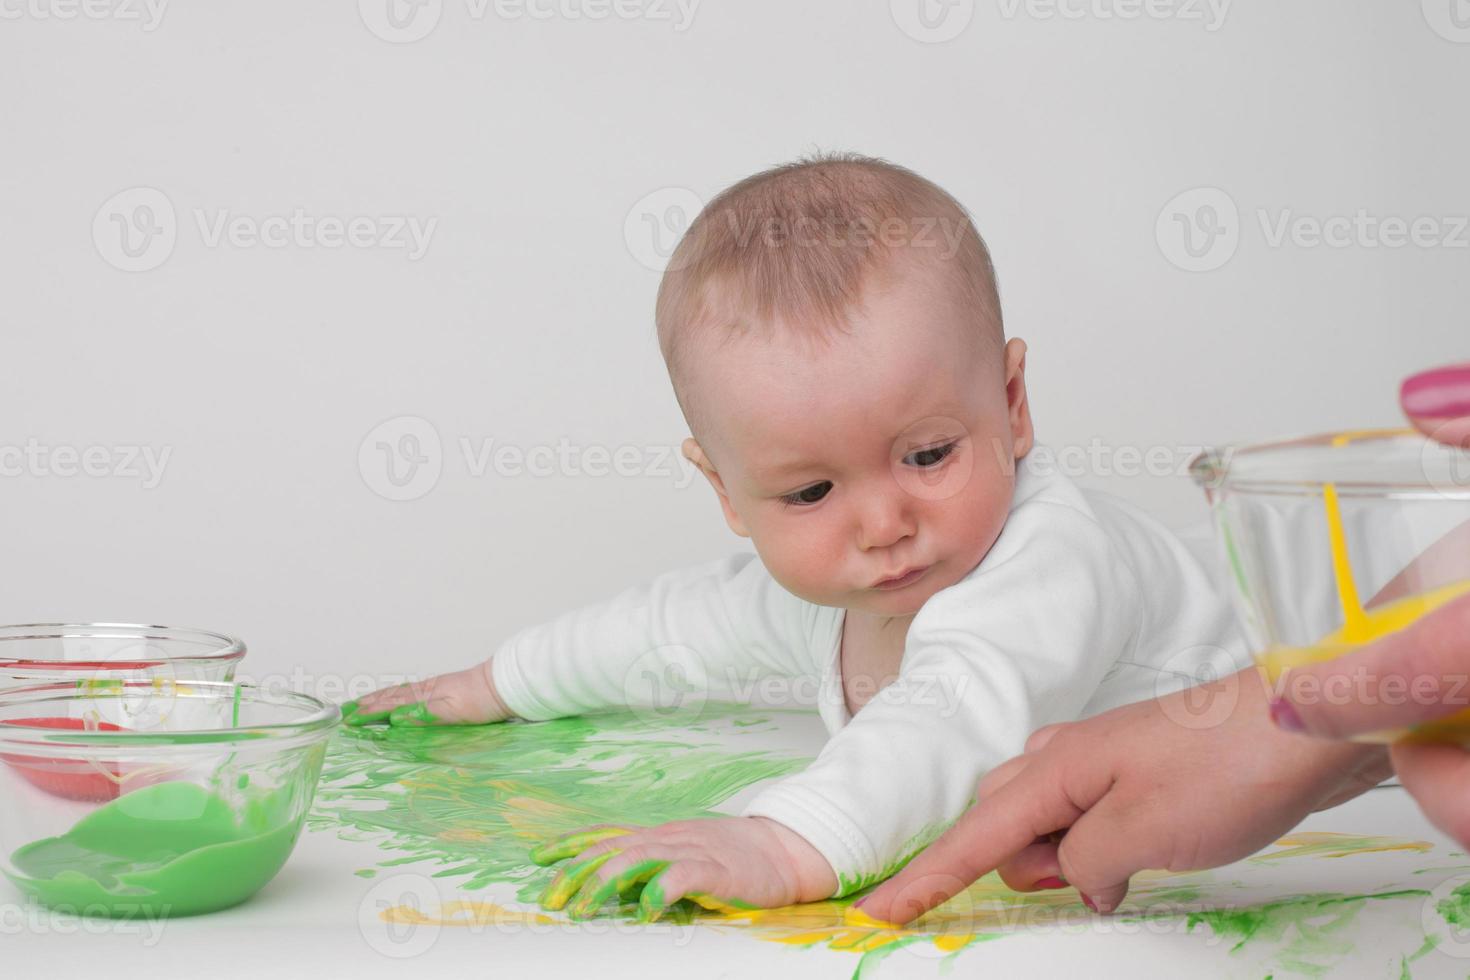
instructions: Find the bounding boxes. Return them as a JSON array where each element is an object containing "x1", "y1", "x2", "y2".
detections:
[
  {"x1": 780, "y1": 482, "x2": 832, "y2": 507},
  {"x1": 904, "y1": 442, "x2": 958, "y2": 468}
]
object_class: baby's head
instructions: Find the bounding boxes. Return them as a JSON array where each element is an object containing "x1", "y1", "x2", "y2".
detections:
[{"x1": 658, "y1": 153, "x2": 1033, "y2": 617}]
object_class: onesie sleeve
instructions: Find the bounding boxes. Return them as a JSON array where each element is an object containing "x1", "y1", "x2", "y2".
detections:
[
  {"x1": 490, "y1": 552, "x2": 827, "y2": 721},
  {"x1": 740, "y1": 500, "x2": 1146, "y2": 895}
]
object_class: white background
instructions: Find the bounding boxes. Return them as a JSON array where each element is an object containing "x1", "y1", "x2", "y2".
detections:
[{"x1": 1, "y1": 1, "x2": 1465, "y2": 694}]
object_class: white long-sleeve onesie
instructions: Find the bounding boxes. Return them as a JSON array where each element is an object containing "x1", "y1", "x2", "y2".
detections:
[{"x1": 490, "y1": 449, "x2": 1249, "y2": 895}]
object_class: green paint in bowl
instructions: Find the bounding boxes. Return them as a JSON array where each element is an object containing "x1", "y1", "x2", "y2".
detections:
[{"x1": 6, "y1": 780, "x2": 303, "y2": 917}]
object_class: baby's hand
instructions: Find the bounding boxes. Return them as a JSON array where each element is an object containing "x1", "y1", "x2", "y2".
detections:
[
  {"x1": 531, "y1": 817, "x2": 837, "y2": 922},
  {"x1": 341, "y1": 660, "x2": 512, "y2": 727}
]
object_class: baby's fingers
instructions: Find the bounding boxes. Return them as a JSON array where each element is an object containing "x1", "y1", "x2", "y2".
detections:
[
  {"x1": 540, "y1": 849, "x2": 622, "y2": 910},
  {"x1": 341, "y1": 681, "x2": 430, "y2": 726},
  {"x1": 343, "y1": 662, "x2": 505, "y2": 727},
  {"x1": 568, "y1": 859, "x2": 668, "y2": 920},
  {"x1": 530, "y1": 825, "x2": 637, "y2": 865},
  {"x1": 637, "y1": 860, "x2": 733, "y2": 922}
]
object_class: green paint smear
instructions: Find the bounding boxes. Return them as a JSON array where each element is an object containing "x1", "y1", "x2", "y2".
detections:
[
  {"x1": 837, "y1": 819, "x2": 956, "y2": 898},
  {"x1": 1182, "y1": 890, "x2": 1429, "y2": 977},
  {"x1": 309, "y1": 704, "x2": 810, "y2": 905},
  {"x1": 1434, "y1": 880, "x2": 1470, "y2": 926},
  {"x1": 7, "y1": 781, "x2": 305, "y2": 917},
  {"x1": 307, "y1": 705, "x2": 1465, "y2": 974}
]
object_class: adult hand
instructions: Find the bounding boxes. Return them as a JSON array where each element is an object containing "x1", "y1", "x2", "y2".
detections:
[
  {"x1": 854, "y1": 668, "x2": 1388, "y2": 924},
  {"x1": 1273, "y1": 363, "x2": 1470, "y2": 845}
]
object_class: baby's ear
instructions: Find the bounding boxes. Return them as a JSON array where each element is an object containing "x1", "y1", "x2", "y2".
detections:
[
  {"x1": 682, "y1": 437, "x2": 751, "y2": 538},
  {"x1": 1003, "y1": 338, "x2": 1035, "y2": 459}
]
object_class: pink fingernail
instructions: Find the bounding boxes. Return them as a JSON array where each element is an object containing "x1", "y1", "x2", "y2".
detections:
[
  {"x1": 1270, "y1": 698, "x2": 1305, "y2": 733},
  {"x1": 1035, "y1": 877, "x2": 1067, "y2": 889},
  {"x1": 1081, "y1": 894, "x2": 1098, "y2": 912},
  {"x1": 1402, "y1": 365, "x2": 1470, "y2": 420}
]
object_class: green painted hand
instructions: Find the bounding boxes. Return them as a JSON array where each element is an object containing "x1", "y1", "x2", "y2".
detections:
[{"x1": 341, "y1": 660, "x2": 513, "y2": 727}]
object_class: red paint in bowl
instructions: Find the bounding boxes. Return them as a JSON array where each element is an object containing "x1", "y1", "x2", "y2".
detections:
[{"x1": 0, "y1": 717, "x2": 127, "y2": 802}]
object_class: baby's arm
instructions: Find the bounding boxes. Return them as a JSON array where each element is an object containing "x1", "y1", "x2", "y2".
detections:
[
  {"x1": 344, "y1": 552, "x2": 819, "y2": 726},
  {"x1": 536, "y1": 501, "x2": 1149, "y2": 914}
]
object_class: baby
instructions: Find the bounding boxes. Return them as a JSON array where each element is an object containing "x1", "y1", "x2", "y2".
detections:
[{"x1": 344, "y1": 152, "x2": 1248, "y2": 919}]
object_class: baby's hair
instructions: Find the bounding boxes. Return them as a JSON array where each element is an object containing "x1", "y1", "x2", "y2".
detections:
[{"x1": 655, "y1": 151, "x2": 1004, "y2": 447}]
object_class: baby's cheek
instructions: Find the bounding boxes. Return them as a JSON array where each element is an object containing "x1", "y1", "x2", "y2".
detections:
[
  {"x1": 755, "y1": 527, "x2": 847, "y2": 604},
  {"x1": 946, "y1": 472, "x2": 1013, "y2": 566}
]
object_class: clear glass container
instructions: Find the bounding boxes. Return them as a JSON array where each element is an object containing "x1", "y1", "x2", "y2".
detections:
[
  {"x1": 0, "y1": 680, "x2": 338, "y2": 917},
  {"x1": 1190, "y1": 428, "x2": 1470, "y2": 742},
  {"x1": 0, "y1": 624, "x2": 245, "y2": 689}
]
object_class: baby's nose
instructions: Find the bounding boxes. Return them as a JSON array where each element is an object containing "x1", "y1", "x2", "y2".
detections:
[{"x1": 856, "y1": 486, "x2": 917, "y2": 551}]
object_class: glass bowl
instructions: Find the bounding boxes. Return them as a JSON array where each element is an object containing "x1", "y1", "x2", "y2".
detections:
[
  {"x1": 0, "y1": 623, "x2": 246, "y2": 690},
  {"x1": 0, "y1": 680, "x2": 339, "y2": 917},
  {"x1": 1190, "y1": 428, "x2": 1470, "y2": 742}
]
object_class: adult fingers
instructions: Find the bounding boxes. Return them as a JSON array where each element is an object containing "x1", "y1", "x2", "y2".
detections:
[
  {"x1": 1274, "y1": 595, "x2": 1470, "y2": 738},
  {"x1": 994, "y1": 837, "x2": 1065, "y2": 892},
  {"x1": 1389, "y1": 740, "x2": 1470, "y2": 848},
  {"x1": 1401, "y1": 364, "x2": 1470, "y2": 449},
  {"x1": 854, "y1": 759, "x2": 1089, "y2": 925}
]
